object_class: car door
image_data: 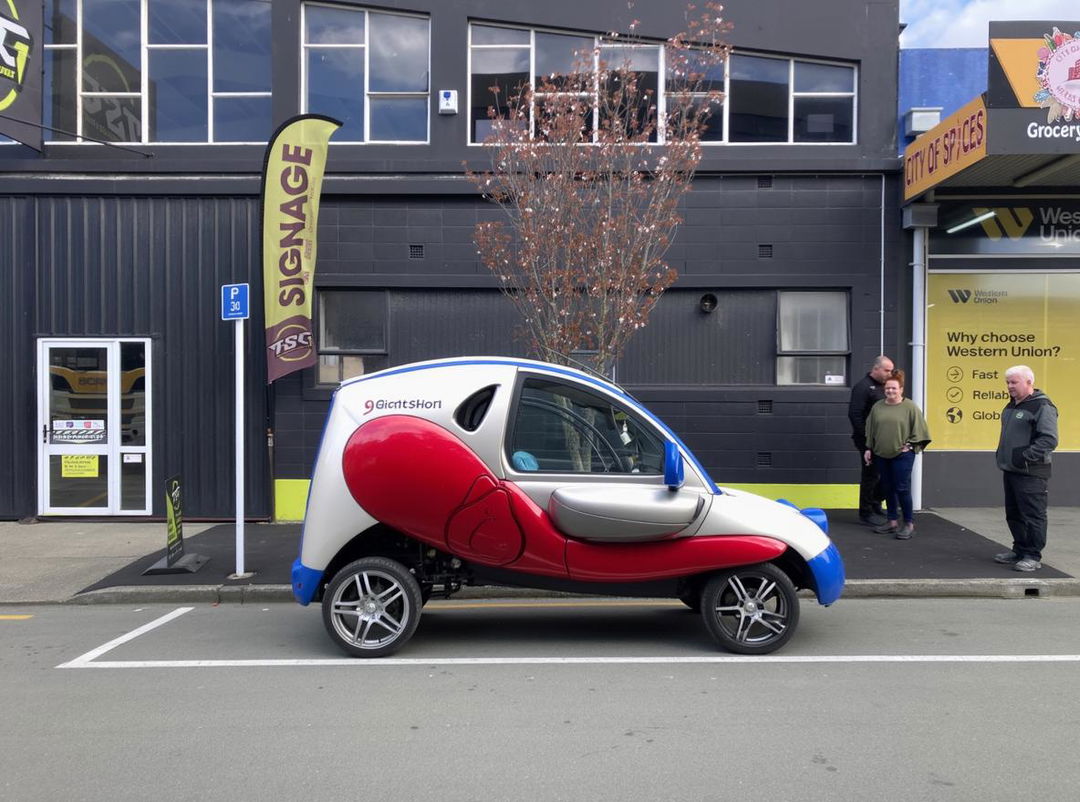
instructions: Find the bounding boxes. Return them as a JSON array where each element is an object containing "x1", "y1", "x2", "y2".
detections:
[{"x1": 504, "y1": 372, "x2": 708, "y2": 542}]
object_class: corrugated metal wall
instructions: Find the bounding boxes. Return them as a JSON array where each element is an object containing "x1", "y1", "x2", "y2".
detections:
[
  {"x1": 0, "y1": 197, "x2": 37, "y2": 517},
  {"x1": 0, "y1": 195, "x2": 270, "y2": 519}
]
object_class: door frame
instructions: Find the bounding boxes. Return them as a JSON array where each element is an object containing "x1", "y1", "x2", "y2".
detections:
[{"x1": 37, "y1": 337, "x2": 153, "y2": 516}]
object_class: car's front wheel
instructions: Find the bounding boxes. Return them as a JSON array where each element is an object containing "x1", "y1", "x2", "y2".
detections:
[
  {"x1": 700, "y1": 563, "x2": 799, "y2": 655},
  {"x1": 322, "y1": 557, "x2": 422, "y2": 657}
]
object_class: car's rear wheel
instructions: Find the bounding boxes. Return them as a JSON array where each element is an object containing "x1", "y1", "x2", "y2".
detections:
[
  {"x1": 700, "y1": 563, "x2": 799, "y2": 655},
  {"x1": 322, "y1": 557, "x2": 422, "y2": 657}
]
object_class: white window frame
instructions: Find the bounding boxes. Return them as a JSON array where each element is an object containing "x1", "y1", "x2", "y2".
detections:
[
  {"x1": 776, "y1": 290, "x2": 851, "y2": 386},
  {"x1": 467, "y1": 26, "x2": 860, "y2": 148},
  {"x1": 300, "y1": 3, "x2": 431, "y2": 145},
  {"x1": 42, "y1": 0, "x2": 273, "y2": 145},
  {"x1": 725, "y1": 52, "x2": 857, "y2": 147}
]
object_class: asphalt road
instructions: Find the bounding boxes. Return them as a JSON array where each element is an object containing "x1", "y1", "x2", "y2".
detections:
[{"x1": 2, "y1": 598, "x2": 1079, "y2": 800}]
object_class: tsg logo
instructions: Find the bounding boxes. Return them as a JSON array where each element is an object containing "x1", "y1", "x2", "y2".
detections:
[
  {"x1": 0, "y1": 4, "x2": 33, "y2": 110},
  {"x1": 947, "y1": 289, "x2": 972, "y2": 304}
]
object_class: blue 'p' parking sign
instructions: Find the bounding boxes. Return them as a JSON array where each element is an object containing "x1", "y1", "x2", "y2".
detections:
[{"x1": 221, "y1": 283, "x2": 250, "y2": 320}]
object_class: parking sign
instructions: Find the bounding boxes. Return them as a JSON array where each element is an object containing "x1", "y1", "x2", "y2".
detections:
[{"x1": 221, "y1": 283, "x2": 250, "y2": 320}]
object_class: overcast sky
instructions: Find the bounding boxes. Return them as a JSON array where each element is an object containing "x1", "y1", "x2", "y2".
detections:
[{"x1": 900, "y1": 0, "x2": 1079, "y2": 48}]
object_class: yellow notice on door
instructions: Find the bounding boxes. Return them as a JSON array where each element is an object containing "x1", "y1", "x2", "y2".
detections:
[{"x1": 61, "y1": 454, "x2": 99, "y2": 478}]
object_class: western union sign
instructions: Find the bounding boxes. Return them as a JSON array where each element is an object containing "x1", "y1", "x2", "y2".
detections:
[{"x1": 926, "y1": 273, "x2": 1078, "y2": 451}]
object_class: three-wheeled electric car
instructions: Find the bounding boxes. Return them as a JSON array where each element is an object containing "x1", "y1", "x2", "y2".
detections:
[{"x1": 292, "y1": 357, "x2": 844, "y2": 656}]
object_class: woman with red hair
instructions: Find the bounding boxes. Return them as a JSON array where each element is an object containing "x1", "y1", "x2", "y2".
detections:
[{"x1": 863, "y1": 370, "x2": 931, "y2": 539}]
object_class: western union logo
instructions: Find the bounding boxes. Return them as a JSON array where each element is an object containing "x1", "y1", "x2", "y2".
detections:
[
  {"x1": 975, "y1": 207, "x2": 1034, "y2": 240},
  {"x1": 947, "y1": 289, "x2": 972, "y2": 303}
]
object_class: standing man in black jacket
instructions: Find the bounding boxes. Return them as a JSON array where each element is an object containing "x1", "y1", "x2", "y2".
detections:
[
  {"x1": 848, "y1": 355, "x2": 893, "y2": 526},
  {"x1": 994, "y1": 365, "x2": 1058, "y2": 572}
]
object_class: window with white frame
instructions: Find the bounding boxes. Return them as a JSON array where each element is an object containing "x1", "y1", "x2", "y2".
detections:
[
  {"x1": 665, "y1": 48, "x2": 726, "y2": 142},
  {"x1": 469, "y1": 24, "x2": 666, "y2": 145},
  {"x1": 729, "y1": 53, "x2": 855, "y2": 144},
  {"x1": 42, "y1": 0, "x2": 272, "y2": 144},
  {"x1": 302, "y1": 4, "x2": 430, "y2": 143},
  {"x1": 317, "y1": 290, "x2": 388, "y2": 384},
  {"x1": 468, "y1": 22, "x2": 855, "y2": 146},
  {"x1": 776, "y1": 291, "x2": 849, "y2": 385}
]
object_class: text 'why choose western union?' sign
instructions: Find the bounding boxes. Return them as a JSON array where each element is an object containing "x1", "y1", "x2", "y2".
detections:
[{"x1": 927, "y1": 273, "x2": 1078, "y2": 450}]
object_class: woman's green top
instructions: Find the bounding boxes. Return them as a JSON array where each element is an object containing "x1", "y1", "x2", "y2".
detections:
[{"x1": 865, "y1": 398, "x2": 931, "y2": 458}]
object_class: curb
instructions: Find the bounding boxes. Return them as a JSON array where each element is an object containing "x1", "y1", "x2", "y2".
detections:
[
  {"x1": 60, "y1": 577, "x2": 1080, "y2": 605},
  {"x1": 842, "y1": 578, "x2": 1080, "y2": 598}
]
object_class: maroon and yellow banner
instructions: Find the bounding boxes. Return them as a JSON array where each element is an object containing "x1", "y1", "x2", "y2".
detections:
[
  {"x1": 903, "y1": 95, "x2": 988, "y2": 201},
  {"x1": 262, "y1": 114, "x2": 340, "y2": 383}
]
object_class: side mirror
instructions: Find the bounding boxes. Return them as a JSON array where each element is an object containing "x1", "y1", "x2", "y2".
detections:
[{"x1": 663, "y1": 442, "x2": 684, "y2": 490}]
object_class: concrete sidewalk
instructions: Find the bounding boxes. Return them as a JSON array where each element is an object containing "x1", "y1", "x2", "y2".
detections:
[{"x1": 1, "y1": 508, "x2": 1078, "y2": 605}]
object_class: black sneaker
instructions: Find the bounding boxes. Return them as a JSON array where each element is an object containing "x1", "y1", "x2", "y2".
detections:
[
  {"x1": 860, "y1": 513, "x2": 887, "y2": 527},
  {"x1": 895, "y1": 522, "x2": 914, "y2": 540},
  {"x1": 994, "y1": 550, "x2": 1020, "y2": 564},
  {"x1": 1013, "y1": 558, "x2": 1042, "y2": 572}
]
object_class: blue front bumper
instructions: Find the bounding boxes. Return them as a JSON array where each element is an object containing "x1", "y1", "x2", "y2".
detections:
[
  {"x1": 806, "y1": 542, "x2": 845, "y2": 605},
  {"x1": 291, "y1": 559, "x2": 324, "y2": 606}
]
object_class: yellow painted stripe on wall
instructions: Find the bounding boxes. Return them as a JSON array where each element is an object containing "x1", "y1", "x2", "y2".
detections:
[
  {"x1": 719, "y1": 484, "x2": 858, "y2": 508},
  {"x1": 274, "y1": 479, "x2": 311, "y2": 522},
  {"x1": 272, "y1": 479, "x2": 858, "y2": 521},
  {"x1": 0, "y1": 615, "x2": 33, "y2": 620}
]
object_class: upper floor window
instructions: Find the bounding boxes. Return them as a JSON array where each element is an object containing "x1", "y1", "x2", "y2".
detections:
[
  {"x1": 468, "y1": 22, "x2": 854, "y2": 146},
  {"x1": 469, "y1": 24, "x2": 668, "y2": 145},
  {"x1": 729, "y1": 54, "x2": 855, "y2": 144},
  {"x1": 42, "y1": 0, "x2": 271, "y2": 144},
  {"x1": 302, "y1": 4, "x2": 430, "y2": 143}
]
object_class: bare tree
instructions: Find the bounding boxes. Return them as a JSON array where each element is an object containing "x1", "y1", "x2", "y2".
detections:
[{"x1": 468, "y1": 4, "x2": 730, "y2": 376}]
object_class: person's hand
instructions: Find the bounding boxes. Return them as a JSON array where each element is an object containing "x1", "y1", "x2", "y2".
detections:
[{"x1": 863, "y1": 449, "x2": 872, "y2": 465}]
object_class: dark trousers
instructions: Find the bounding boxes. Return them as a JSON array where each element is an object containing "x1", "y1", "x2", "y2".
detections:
[
  {"x1": 874, "y1": 451, "x2": 915, "y2": 524},
  {"x1": 858, "y1": 451, "x2": 884, "y2": 515},
  {"x1": 1003, "y1": 471, "x2": 1048, "y2": 561}
]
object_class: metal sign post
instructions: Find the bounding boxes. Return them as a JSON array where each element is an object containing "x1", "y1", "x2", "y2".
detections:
[{"x1": 221, "y1": 283, "x2": 251, "y2": 578}]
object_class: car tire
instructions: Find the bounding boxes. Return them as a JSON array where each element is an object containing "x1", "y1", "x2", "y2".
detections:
[
  {"x1": 322, "y1": 557, "x2": 423, "y2": 658},
  {"x1": 700, "y1": 563, "x2": 799, "y2": 655}
]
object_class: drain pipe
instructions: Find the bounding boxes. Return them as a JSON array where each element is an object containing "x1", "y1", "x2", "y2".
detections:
[
  {"x1": 911, "y1": 224, "x2": 927, "y2": 510},
  {"x1": 879, "y1": 176, "x2": 886, "y2": 354}
]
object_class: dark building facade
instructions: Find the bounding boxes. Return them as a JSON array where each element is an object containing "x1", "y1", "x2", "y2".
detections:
[{"x1": 1, "y1": 0, "x2": 904, "y2": 520}]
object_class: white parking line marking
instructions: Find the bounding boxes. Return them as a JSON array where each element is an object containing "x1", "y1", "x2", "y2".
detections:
[
  {"x1": 63, "y1": 654, "x2": 1080, "y2": 669},
  {"x1": 56, "y1": 607, "x2": 194, "y2": 669}
]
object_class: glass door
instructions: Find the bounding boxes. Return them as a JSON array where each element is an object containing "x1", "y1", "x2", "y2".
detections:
[{"x1": 37, "y1": 339, "x2": 153, "y2": 515}]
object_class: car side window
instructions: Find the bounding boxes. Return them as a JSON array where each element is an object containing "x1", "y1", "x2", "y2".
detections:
[{"x1": 509, "y1": 378, "x2": 664, "y2": 474}]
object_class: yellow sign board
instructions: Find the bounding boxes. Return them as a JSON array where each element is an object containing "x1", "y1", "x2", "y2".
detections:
[
  {"x1": 61, "y1": 454, "x2": 99, "y2": 478},
  {"x1": 926, "y1": 273, "x2": 1079, "y2": 450},
  {"x1": 903, "y1": 95, "x2": 987, "y2": 202},
  {"x1": 989, "y1": 38, "x2": 1043, "y2": 109}
]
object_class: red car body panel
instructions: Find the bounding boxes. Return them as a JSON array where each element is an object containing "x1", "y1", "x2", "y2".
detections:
[{"x1": 343, "y1": 415, "x2": 786, "y2": 582}]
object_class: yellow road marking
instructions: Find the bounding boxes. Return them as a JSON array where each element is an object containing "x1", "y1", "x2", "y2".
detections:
[
  {"x1": 427, "y1": 600, "x2": 683, "y2": 611},
  {"x1": 0, "y1": 614, "x2": 34, "y2": 620}
]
